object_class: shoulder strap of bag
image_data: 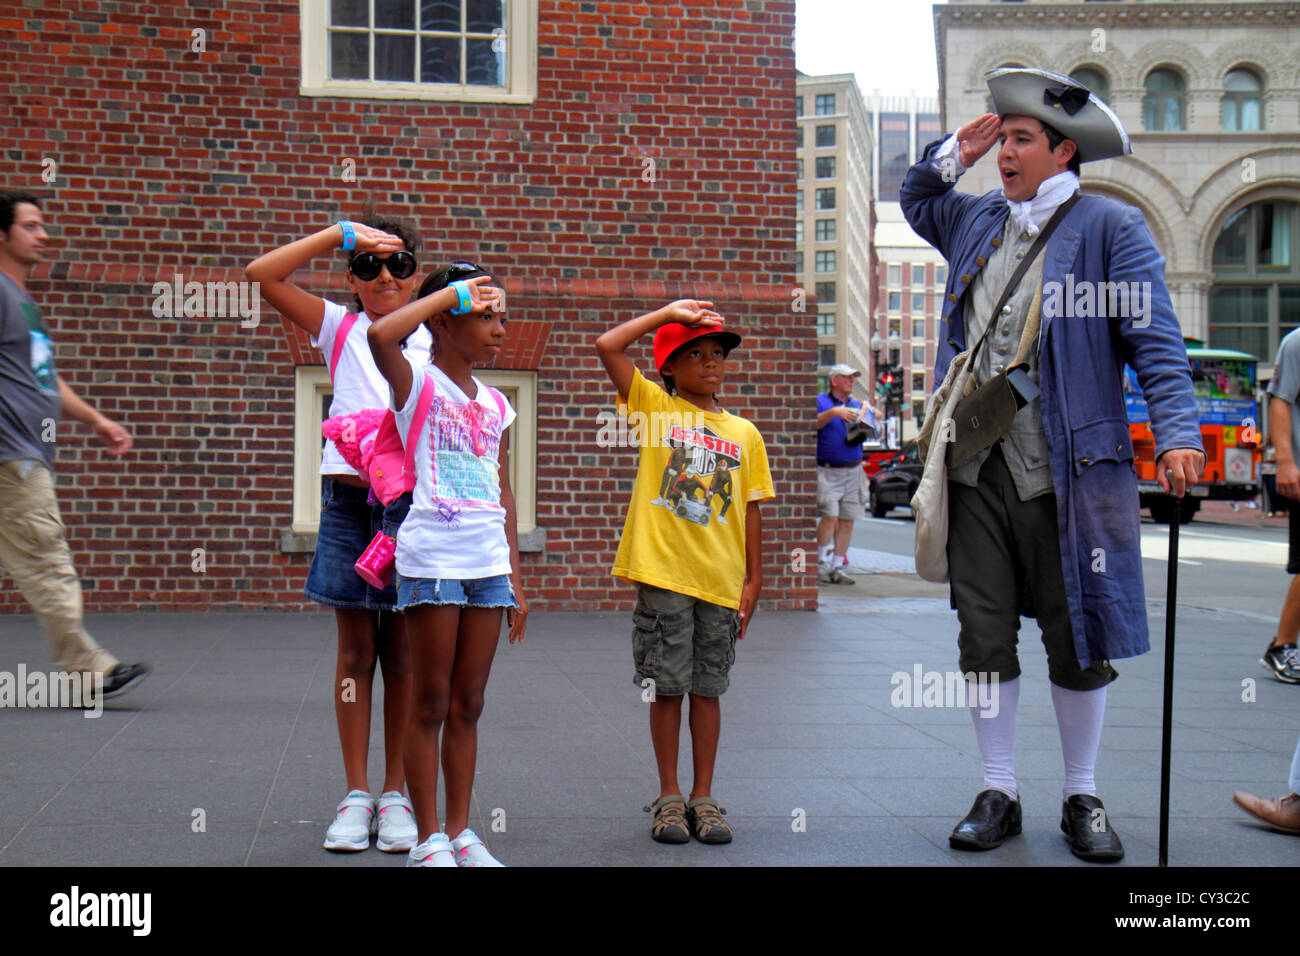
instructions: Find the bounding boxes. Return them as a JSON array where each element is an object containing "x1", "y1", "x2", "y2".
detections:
[
  {"x1": 970, "y1": 193, "x2": 1081, "y2": 364},
  {"x1": 329, "y1": 312, "x2": 360, "y2": 382},
  {"x1": 402, "y1": 372, "x2": 435, "y2": 477}
]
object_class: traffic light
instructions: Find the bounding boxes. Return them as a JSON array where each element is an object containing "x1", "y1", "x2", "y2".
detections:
[{"x1": 889, "y1": 369, "x2": 904, "y2": 405}]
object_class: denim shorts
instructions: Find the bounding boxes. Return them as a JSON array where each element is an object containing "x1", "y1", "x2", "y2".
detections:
[
  {"x1": 631, "y1": 582, "x2": 739, "y2": 698},
  {"x1": 396, "y1": 573, "x2": 516, "y2": 612},
  {"x1": 304, "y1": 480, "x2": 408, "y2": 611}
]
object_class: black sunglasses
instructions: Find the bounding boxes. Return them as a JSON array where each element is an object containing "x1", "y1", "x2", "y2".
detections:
[
  {"x1": 349, "y1": 251, "x2": 417, "y2": 281},
  {"x1": 435, "y1": 260, "x2": 488, "y2": 287}
]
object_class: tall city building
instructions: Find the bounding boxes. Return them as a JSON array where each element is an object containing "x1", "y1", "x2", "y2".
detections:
[
  {"x1": 796, "y1": 72, "x2": 878, "y2": 400},
  {"x1": 936, "y1": 0, "x2": 1300, "y2": 368},
  {"x1": 869, "y1": 92, "x2": 946, "y2": 440}
]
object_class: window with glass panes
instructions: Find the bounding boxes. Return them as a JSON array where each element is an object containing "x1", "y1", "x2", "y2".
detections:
[
  {"x1": 1210, "y1": 200, "x2": 1299, "y2": 359},
  {"x1": 911, "y1": 293, "x2": 924, "y2": 314},
  {"x1": 1222, "y1": 68, "x2": 1263, "y2": 131},
  {"x1": 815, "y1": 124, "x2": 835, "y2": 147},
  {"x1": 911, "y1": 264, "x2": 925, "y2": 287},
  {"x1": 815, "y1": 251, "x2": 836, "y2": 273},
  {"x1": 817, "y1": 312, "x2": 836, "y2": 336},
  {"x1": 815, "y1": 281, "x2": 836, "y2": 303},
  {"x1": 794, "y1": 220, "x2": 803, "y2": 243},
  {"x1": 888, "y1": 292, "x2": 901, "y2": 312},
  {"x1": 912, "y1": 345, "x2": 925, "y2": 365},
  {"x1": 912, "y1": 319, "x2": 926, "y2": 340},
  {"x1": 1143, "y1": 68, "x2": 1186, "y2": 131},
  {"x1": 887, "y1": 264, "x2": 901, "y2": 286},
  {"x1": 815, "y1": 93, "x2": 835, "y2": 116},
  {"x1": 912, "y1": 400, "x2": 926, "y2": 423},
  {"x1": 936, "y1": 264, "x2": 946, "y2": 285},
  {"x1": 815, "y1": 156, "x2": 835, "y2": 178},
  {"x1": 818, "y1": 344, "x2": 836, "y2": 367},
  {"x1": 796, "y1": 126, "x2": 804, "y2": 148},
  {"x1": 795, "y1": 96, "x2": 804, "y2": 117},
  {"x1": 796, "y1": 158, "x2": 803, "y2": 180},
  {"x1": 815, "y1": 219, "x2": 835, "y2": 242},
  {"x1": 796, "y1": 191, "x2": 804, "y2": 214},
  {"x1": 912, "y1": 371, "x2": 925, "y2": 393},
  {"x1": 815, "y1": 188, "x2": 835, "y2": 210},
  {"x1": 326, "y1": 0, "x2": 509, "y2": 87}
]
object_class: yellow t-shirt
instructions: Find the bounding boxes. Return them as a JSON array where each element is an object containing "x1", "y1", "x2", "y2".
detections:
[{"x1": 611, "y1": 369, "x2": 775, "y2": 609}]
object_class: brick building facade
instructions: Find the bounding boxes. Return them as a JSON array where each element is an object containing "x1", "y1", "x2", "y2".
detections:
[{"x1": 0, "y1": 0, "x2": 816, "y2": 613}]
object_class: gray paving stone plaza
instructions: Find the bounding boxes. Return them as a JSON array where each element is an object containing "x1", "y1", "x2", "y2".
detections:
[{"x1": 2, "y1": 554, "x2": 1297, "y2": 867}]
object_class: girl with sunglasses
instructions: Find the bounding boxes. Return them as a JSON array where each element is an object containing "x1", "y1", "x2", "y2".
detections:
[
  {"x1": 367, "y1": 262, "x2": 527, "y2": 867},
  {"x1": 246, "y1": 218, "x2": 429, "y2": 854}
]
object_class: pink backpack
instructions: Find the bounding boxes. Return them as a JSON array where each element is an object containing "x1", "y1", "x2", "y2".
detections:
[{"x1": 330, "y1": 313, "x2": 506, "y2": 505}]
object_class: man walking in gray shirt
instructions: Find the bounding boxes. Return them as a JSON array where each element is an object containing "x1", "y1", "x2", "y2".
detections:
[{"x1": 0, "y1": 190, "x2": 147, "y2": 700}]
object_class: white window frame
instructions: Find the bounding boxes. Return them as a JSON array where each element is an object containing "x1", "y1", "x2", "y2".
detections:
[
  {"x1": 290, "y1": 365, "x2": 537, "y2": 536},
  {"x1": 300, "y1": 0, "x2": 539, "y2": 104},
  {"x1": 292, "y1": 365, "x2": 333, "y2": 535},
  {"x1": 476, "y1": 368, "x2": 537, "y2": 535}
]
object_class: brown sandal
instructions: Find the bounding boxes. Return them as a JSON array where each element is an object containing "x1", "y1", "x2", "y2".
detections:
[
  {"x1": 686, "y1": 797, "x2": 732, "y2": 844},
  {"x1": 644, "y1": 794, "x2": 689, "y2": 844}
]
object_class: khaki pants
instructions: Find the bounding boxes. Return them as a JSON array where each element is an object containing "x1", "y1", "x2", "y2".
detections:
[{"x1": 0, "y1": 459, "x2": 118, "y2": 676}]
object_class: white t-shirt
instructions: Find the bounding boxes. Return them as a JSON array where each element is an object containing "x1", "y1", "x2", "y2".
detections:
[
  {"x1": 392, "y1": 360, "x2": 517, "y2": 580},
  {"x1": 312, "y1": 300, "x2": 433, "y2": 476}
]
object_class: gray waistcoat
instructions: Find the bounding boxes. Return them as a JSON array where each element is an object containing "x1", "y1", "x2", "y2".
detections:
[{"x1": 948, "y1": 215, "x2": 1054, "y2": 500}]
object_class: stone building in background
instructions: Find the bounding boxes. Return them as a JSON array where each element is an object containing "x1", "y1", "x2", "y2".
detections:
[{"x1": 937, "y1": 0, "x2": 1300, "y2": 370}]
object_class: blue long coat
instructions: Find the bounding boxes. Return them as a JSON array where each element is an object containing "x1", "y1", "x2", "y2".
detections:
[{"x1": 901, "y1": 140, "x2": 1203, "y2": 666}]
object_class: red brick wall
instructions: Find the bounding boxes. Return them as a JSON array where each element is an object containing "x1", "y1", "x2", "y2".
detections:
[{"x1": 0, "y1": 0, "x2": 816, "y2": 613}]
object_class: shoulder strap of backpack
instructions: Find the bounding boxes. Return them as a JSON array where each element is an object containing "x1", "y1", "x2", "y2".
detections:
[
  {"x1": 329, "y1": 312, "x2": 360, "y2": 382},
  {"x1": 402, "y1": 372, "x2": 436, "y2": 476}
]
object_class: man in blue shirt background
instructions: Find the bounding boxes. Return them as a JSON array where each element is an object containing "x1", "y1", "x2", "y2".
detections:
[{"x1": 815, "y1": 363, "x2": 867, "y2": 584}]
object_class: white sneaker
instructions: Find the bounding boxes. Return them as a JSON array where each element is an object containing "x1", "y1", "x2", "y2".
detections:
[
  {"x1": 323, "y1": 789, "x2": 375, "y2": 851},
  {"x1": 376, "y1": 791, "x2": 418, "y2": 852},
  {"x1": 407, "y1": 832, "x2": 456, "y2": 867},
  {"x1": 451, "y1": 828, "x2": 505, "y2": 867}
]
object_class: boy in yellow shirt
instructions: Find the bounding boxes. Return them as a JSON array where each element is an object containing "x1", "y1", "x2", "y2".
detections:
[{"x1": 595, "y1": 300, "x2": 774, "y2": 844}]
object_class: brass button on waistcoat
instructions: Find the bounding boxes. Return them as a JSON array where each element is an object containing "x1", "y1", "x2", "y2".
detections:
[
  {"x1": 975, "y1": 257, "x2": 986, "y2": 267},
  {"x1": 960, "y1": 273, "x2": 971, "y2": 283},
  {"x1": 991, "y1": 238, "x2": 1002, "y2": 247}
]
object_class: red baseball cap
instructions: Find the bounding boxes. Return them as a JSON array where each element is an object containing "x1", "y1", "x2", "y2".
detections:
[{"x1": 653, "y1": 324, "x2": 742, "y2": 373}]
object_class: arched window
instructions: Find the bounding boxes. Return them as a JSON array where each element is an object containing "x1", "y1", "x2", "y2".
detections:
[
  {"x1": 1210, "y1": 201, "x2": 1299, "y2": 358},
  {"x1": 1070, "y1": 66, "x2": 1110, "y2": 105},
  {"x1": 1222, "y1": 68, "x2": 1263, "y2": 131},
  {"x1": 1143, "y1": 68, "x2": 1185, "y2": 131}
]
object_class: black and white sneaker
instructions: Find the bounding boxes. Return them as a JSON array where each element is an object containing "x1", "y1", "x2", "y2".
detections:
[
  {"x1": 101, "y1": 662, "x2": 150, "y2": 699},
  {"x1": 1261, "y1": 641, "x2": 1300, "y2": 684}
]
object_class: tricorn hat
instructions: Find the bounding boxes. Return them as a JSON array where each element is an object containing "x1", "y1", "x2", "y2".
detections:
[{"x1": 985, "y1": 67, "x2": 1131, "y2": 164}]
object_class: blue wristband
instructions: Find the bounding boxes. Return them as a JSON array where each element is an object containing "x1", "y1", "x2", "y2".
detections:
[
  {"x1": 450, "y1": 279, "x2": 473, "y2": 314},
  {"x1": 337, "y1": 220, "x2": 356, "y2": 251}
]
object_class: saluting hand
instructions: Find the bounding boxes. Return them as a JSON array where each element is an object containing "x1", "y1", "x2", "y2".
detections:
[{"x1": 956, "y1": 113, "x2": 1001, "y2": 169}]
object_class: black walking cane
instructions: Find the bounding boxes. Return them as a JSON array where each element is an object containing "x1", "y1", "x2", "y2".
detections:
[{"x1": 1158, "y1": 474, "x2": 1180, "y2": 867}]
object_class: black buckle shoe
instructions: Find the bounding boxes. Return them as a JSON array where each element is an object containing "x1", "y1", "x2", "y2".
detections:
[
  {"x1": 1060, "y1": 794, "x2": 1124, "y2": 862},
  {"x1": 949, "y1": 789, "x2": 1022, "y2": 851}
]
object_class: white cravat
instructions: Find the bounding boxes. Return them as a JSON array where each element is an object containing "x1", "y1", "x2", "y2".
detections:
[
  {"x1": 1006, "y1": 170, "x2": 1079, "y2": 237},
  {"x1": 929, "y1": 135, "x2": 1080, "y2": 236}
]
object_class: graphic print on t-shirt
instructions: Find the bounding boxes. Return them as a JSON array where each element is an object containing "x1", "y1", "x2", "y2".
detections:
[
  {"x1": 428, "y1": 392, "x2": 504, "y2": 525},
  {"x1": 651, "y1": 422, "x2": 741, "y2": 527},
  {"x1": 23, "y1": 302, "x2": 56, "y2": 391}
]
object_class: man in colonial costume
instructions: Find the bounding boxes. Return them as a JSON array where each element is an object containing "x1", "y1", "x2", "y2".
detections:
[{"x1": 901, "y1": 68, "x2": 1204, "y2": 861}]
